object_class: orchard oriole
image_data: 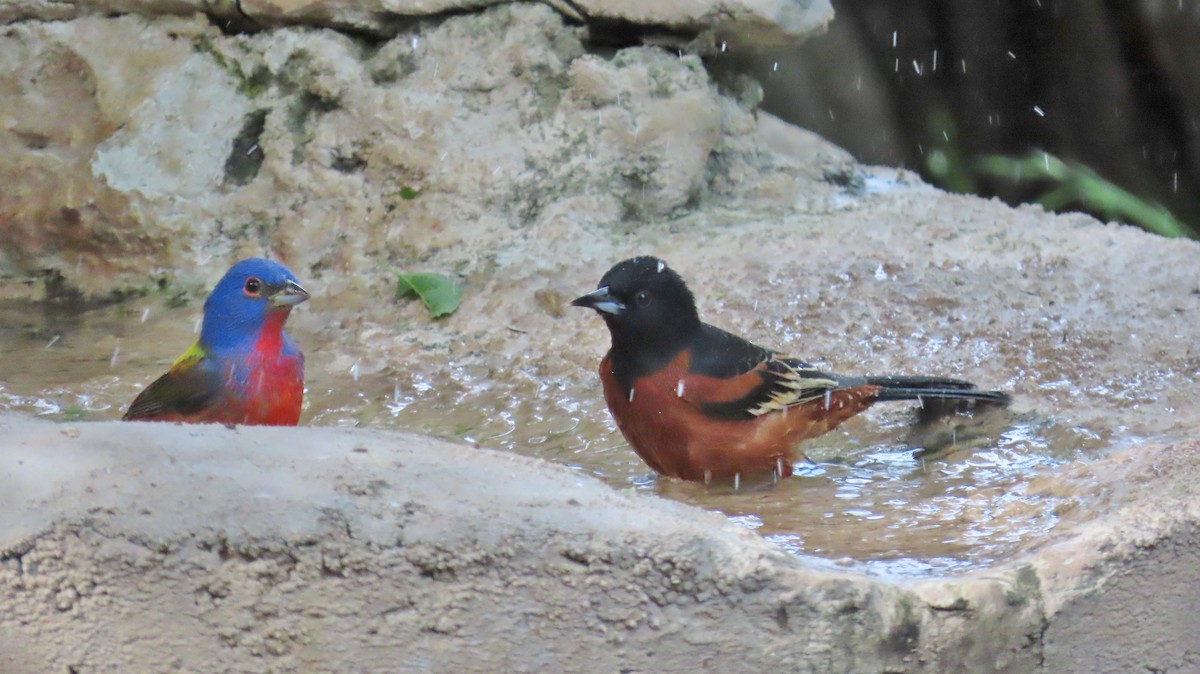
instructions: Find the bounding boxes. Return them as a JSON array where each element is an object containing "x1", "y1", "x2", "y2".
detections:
[{"x1": 572, "y1": 256, "x2": 1009, "y2": 483}]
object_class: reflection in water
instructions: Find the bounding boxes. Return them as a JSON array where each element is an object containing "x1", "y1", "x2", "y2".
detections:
[{"x1": 0, "y1": 299, "x2": 1113, "y2": 577}]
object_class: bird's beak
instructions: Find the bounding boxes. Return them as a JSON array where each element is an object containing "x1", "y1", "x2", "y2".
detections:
[
  {"x1": 571, "y1": 286, "x2": 624, "y2": 315},
  {"x1": 270, "y1": 280, "x2": 310, "y2": 307}
]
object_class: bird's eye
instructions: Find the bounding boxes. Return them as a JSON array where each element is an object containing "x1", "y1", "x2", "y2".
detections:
[
  {"x1": 244, "y1": 278, "x2": 262, "y2": 296},
  {"x1": 635, "y1": 290, "x2": 652, "y2": 307}
]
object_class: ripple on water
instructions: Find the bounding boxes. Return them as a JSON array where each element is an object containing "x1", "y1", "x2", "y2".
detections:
[{"x1": 0, "y1": 300, "x2": 1121, "y2": 577}]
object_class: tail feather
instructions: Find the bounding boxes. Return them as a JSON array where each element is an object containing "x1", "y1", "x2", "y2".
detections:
[
  {"x1": 858, "y1": 374, "x2": 1011, "y2": 407},
  {"x1": 865, "y1": 375, "x2": 975, "y2": 390},
  {"x1": 871, "y1": 386, "x2": 1011, "y2": 406}
]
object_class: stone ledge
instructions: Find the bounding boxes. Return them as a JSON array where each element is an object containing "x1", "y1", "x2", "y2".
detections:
[
  {"x1": 2, "y1": 414, "x2": 1198, "y2": 672},
  {"x1": 0, "y1": 0, "x2": 833, "y2": 42}
]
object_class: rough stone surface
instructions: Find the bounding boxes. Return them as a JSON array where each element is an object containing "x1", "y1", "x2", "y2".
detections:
[
  {"x1": 0, "y1": 0, "x2": 834, "y2": 42},
  {"x1": 1032, "y1": 438, "x2": 1200, "y2": 672},
  {"x1": 3, "y1": 2, "x2": 1200, "y2": 672},
  {"x1": 2, "y1": 415, "x2": 1199, "y2": 672},
  {"x1": 0, "y1": 5, "x2": 820, "y2": 302},
  {"x1": 0, "y1": 415, "x2": 1008, "y2": 673}
]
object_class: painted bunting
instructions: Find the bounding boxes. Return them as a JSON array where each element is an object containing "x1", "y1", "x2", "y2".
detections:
[
  {"x1": 572, "y1": 256, "x2": 1010, "y2": 483},
  {"x1": 123, "y1": 258, "x2": 310, "y2": 426}
]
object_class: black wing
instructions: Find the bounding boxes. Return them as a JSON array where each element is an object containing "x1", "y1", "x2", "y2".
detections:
[{"x1": 688, "y1": 324, "x2": 840, "y2": 421}]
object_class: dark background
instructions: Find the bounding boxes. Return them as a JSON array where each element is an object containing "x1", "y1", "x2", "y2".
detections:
[{"x1": 730, "y1": 0, "x2": 1200, "y2": 237}]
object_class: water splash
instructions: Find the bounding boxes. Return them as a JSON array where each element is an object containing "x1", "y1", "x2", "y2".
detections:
[{"x1": 0, "y1": 299, "x2": 1137, "y2": 577}]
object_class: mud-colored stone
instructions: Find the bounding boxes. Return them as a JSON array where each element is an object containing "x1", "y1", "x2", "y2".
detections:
[
  {"x1": 0, "y1": 6, "x2": 815, "y2": 302},
  {"x1": 2, "y1": 1, "x2": 1199, "y2": 671},
  {"x1": 2, "y1": 415, "x2": 1199, "y2": 672},
  {"x1": 0, "y1": 0, "x2": 834, "y2": 42}
]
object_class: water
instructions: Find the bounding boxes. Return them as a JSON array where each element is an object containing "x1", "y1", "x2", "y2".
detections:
[{"x1": 0, "y1": 298, "x2": 1115, "y2": 577}]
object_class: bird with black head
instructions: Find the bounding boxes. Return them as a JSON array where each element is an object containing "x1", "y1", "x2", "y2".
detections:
[{"x1": 573, "y1": 256, "x2": 1010, "y2": 484}]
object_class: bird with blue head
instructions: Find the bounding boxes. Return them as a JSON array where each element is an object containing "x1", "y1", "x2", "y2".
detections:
[{"x1": 123, "y1": 258, "x2": 309, "y2": 426}]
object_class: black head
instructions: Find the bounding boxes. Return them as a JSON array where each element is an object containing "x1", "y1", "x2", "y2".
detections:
[{"x1": 571, "y1": 256, "x2": 701, "y2": 358}]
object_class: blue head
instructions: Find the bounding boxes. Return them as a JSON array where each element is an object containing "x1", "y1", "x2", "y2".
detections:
[{"x1": 199, "y1": 258, "x2": 309, "y2": 352}]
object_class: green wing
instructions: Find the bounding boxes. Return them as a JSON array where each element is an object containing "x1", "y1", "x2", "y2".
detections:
[{"x1": 122, "y1": 342, "x2": 224, "y2": 421}]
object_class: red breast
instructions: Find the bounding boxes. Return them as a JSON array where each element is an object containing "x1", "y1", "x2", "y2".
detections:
[{"x1": 600, "y1": 351, "x2": 879, "y2": 481}]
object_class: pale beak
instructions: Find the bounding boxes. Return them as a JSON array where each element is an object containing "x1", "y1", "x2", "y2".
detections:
[
  {"x1": 271, "y1": 280, "x2": 310, "y2": 307},
  {"x1": 571, "y1": 286, "x2": 624, "y2": 315}
]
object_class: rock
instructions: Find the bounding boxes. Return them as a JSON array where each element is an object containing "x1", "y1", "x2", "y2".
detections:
[
  {"x1": 566, "y1": 0, "x2": 833, "y2": 43},
  {"x1": 0, "y1": 0, "x2": 834, "y2": 42},
  {"x1": 2, "y1": 414, "x2": 1199, "y2": 672},
  {"x1": 3, "y1": 1, "x2": 1200, "y2": 671},
  {"x1": 0, "y1": 5, "x2": 825, "y2": 302}
]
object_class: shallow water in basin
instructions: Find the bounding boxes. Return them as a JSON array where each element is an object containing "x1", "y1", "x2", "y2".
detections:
[{"x1": 0, "y1": 298, "x2": 1118, "y2": 577}]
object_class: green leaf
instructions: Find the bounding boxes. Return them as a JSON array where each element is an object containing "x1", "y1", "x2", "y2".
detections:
[
  {"x1": 399, "y1": 186, "x2": 420, "y2": 200},
  {"x1": 975, "y1": 150, "x2": 1193, "y2": 238},
  {"x1": 392, "y1": 271, "x2": 461, "y2": 318}
]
